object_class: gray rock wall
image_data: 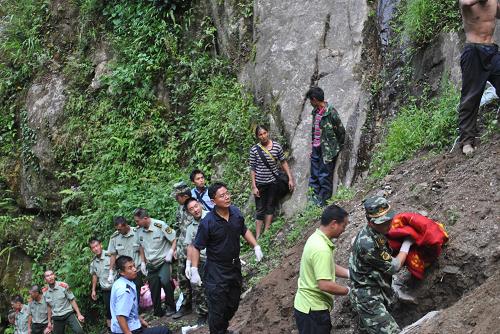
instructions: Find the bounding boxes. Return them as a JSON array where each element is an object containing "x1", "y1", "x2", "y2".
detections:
[
  {"x1": 240, "y1": 0, "x2": 369, "y2": 216},
  {"x1": 19, "y1": 75, "x2": 66, "y2": 210}
]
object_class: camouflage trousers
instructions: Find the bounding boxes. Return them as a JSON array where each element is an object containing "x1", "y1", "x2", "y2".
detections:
[
  {"x1": 176, "y1": 259, "x2": 192, "y2": 309},
  {"x1": 350, "y1": 288, "x2": 400, "y2": 334},
  {"x1": 193, "y1": 261, "x2": 208, "y2": 317}
]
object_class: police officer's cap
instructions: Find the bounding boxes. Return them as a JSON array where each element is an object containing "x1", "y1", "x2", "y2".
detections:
[{"x1": 363, "y1": 196, "x2": 395, "y2": 224}]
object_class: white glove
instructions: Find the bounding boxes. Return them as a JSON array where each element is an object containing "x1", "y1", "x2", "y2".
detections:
[
  {"x1": 165, "y1": 248, "x2": 174, "y2": 262},
  {"x1": 185, "y1": 260, "x2": 192, "y2": 279},
  {"x1": 254, "y1": 245, "x2": 263, "y2": 262},
  {"x1": 107, "y1": 270, "x2": 114, "y2": 284},
  {"x1": 140, "y1": 262, "x2": 148, "y2": 276},
  {"x1": 400, "y1": 238, "x2": 414, "y2": 254},
  {"x1": 190, "y1": 267, "x2": 202, "y2": 286}
]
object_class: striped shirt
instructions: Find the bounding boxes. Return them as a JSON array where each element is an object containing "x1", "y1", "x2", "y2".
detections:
[
  {"x1": 249, "y1": 141, "x2": 285, "y2": 185},
  {"x1": 312, "y1": 104, "x2": 327, "y2": 147}
]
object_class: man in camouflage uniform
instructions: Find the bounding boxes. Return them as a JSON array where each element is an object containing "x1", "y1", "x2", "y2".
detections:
[
  {"x1": 134, "y1": 208, "x2": 177, "y2": 317},
  {"x1": 306, "y1": 86, "x2": 346, "y2": 207},
  {"x1": 42, "y1": 270, "x2": 84, "y2": 334},
  {"x1": 171, "y1": 181, "x2": 194, "y2": 319},
  {"x1": 349, "y1": 197, "x2": 414, "y2": 334},
  {"x1": 89, "y1": 237, "x2": 113, "y2": 329},
  {"x1": 184, "y1": 197, "x2": 209, "y2": 325},
  {"x1": 27, "y1": 285, "x2": 51, "y2": 334},
  {"x1": 11, "y1": 295, "x2": 29, "y2": 334},
  {"x1": 108, "y1": 216, "x2": 144, "y2": 307}
]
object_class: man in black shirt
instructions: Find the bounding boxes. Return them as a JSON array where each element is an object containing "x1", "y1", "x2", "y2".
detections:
[{"x1": 191, "y1": 182, "x2": 263, "y2": 334}]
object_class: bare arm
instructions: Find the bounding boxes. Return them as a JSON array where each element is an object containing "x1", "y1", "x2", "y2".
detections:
[
  {"x1": 191, "y1": 247, "x2": 200, "y2": 268},
  {"x1": 281, "y1": 161, "x2": 295, "y2": 190},
  {"x1": 91, "y1": 274, "x2": 98, "y2": 301},
  {"x1": 335, "y1": 264, "x2": 349, "y2": 278},
  {"x1": 109, "y1": 254, "x2": 116, "y2": 271},
  {"x1": 117, "y1": 315, "x2": 132, "y2": 334},
  {"x1": 243, "y1": 229, "x2": 258, "y2": 248},
  {"x1": 139, "y1": 246, "x2": 146, "y2": 264},
  {"x1": 317, "y1": 280, "x2": 349, "y2": 295},
  {"x1": 250, "y1": 170, "x2": 259, "y2": 197},
  {"x1": 28, "y1": 315, "x2": 32, "y2": 334},
  {"x1": 70, "y1": 299, "x2": 84, "y2": 321}
]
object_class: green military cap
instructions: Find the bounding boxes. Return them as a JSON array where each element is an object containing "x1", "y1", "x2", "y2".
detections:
[
  {"x1": 172, "y1": 180, "x2": 191, "y2": 197},
  {"x1": 363, "y1": 196, "x2": 395, "y2": 224}
]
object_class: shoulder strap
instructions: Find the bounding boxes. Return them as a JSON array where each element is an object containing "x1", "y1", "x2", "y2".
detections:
[
  {"x1": 255, "y1": 145, "x2": 279, "y2": 178},
  {"x1": 258, "y1": 143, "x2": 277, "y2": 162},
  {"x1": 195, "y1": 190, "x2": 212, "y2": 212}
]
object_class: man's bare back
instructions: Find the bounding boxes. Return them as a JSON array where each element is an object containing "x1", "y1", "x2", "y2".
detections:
[{"x1": 460, "y1": 0, "x2": 500, "y2": 43}]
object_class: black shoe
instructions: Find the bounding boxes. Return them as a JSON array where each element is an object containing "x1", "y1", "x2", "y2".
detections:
[
  {"x1": 153, "y1": 310, "x2": 165, "y2": 318},
  {"x1": 197, "y1": 316, "x2": 207, "y2": 326},
  {"x1": 172, "y1": 307, "x2": 192, "y2": 319},
  {"x1": 165, "y1": 306, "x2": 176, "y2": 317}
]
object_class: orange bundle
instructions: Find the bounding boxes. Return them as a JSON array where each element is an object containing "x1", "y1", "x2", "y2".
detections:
[{"x1": 387, "y1": 212, "x2": 449, "y2": 279}]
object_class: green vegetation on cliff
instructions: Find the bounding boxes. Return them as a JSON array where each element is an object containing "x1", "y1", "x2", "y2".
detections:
[{"x1": 0, "y1": 0, "x2": 262, "y2": 321}]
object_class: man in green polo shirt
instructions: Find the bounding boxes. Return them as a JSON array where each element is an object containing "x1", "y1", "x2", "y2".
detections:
[{"x1": 294, "y1": 204, "x2": 350, "y2": 334}]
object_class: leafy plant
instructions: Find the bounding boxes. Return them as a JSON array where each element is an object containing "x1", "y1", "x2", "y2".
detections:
[{"x1": 370, "y1": 81, "x2": 459, "y2": 178}]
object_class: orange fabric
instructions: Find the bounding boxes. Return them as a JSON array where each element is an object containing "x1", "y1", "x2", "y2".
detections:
[{"x1": 387, "y1": 212, "x2": 448, "y2": 279}]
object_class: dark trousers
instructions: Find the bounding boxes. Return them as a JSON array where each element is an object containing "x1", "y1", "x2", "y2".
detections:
[
  {"x1": 53, "y1": 312, "x2": 84, "y2": 334},
  {"x1": 205, "y1": 282, "x2": 241, "y2": 334},
  {"x1": 309, "y1": 146, "x2": 336, "y2": 205},
  {"x1": 31, "y1": 323, "x2": 48, "y2": 334},
  {"x1": 147, "y1": 262, "x2": 175, "y2": 317},
  {"x1": 134, "y1": 271, "x2": 144, "y2": 311},
  {"x1": 294, "y1": 308, "x2": 332, "y2": 334},
  {"x1": 459, "y1": 43, "x2": 500, "y2": 146},
  {"x1": 102, "y1": 289, "x2": 112, "y2": 320},
  {"x1": 254, "y1": 182, "x2": 279, "y2": 220},
  {"x1": 178, "y1": 261, "x2": 192, "y2": 309}
]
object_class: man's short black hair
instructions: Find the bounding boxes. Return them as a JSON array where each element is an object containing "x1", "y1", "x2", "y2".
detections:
[
  {"x1": 116, "y1": 255, "x2": 134, "y2": 272},
  {"x1": 113, "y1": 216, "x2": 128, "y2": 226},
  {"x1": 133, "y1": 208, "x2": 149, "y2": 219},
  {"x1": 305, "y1": 86, "x2": 324, "y2": 102},
  {"x1": 190, "y1": 169, "x2": 204, "y2": 182},
  {"x1": 89, "y1": 237, "x2": 101, "y2": 245},
  {"x1": 320, "y1": 205, "x2": 348, "y2": 226},
  {"x1": 184, "y1": 197, "x2": 198, "y2": 211},
  {"x1": 208, "y1": 182, "x2": 227, "y2": 199},
  {"x1": 11, "y1": 294, "x2": 23, "y2": 304}
]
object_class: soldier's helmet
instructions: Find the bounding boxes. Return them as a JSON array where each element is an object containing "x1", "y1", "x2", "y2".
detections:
[
  {"x1": 363, "y1": 196, "x2": 395, "y2": 224},
  {"x1": 172, "y1": 180, "x2": 191, "y2": 197}
]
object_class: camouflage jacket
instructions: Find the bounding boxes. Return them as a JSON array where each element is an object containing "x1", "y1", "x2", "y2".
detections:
[
  {"x1": 311, "y1": 103, "x2": 346, "y2": 163},
  {"x1": 349, "y1": 225, "x2": 397, "y2": 306},
  {"x1": 175, "y1": 205, "x2": 194, "y2": 261}
]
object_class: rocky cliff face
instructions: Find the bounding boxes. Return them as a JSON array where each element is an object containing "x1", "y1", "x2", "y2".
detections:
[{"x1": 236, "y1": 0, "x2": 370, "y2": 216}]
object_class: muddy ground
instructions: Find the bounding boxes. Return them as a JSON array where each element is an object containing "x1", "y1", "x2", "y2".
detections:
[
  {"x1": 157, "y1": 134, "x2": 499, "y2": 333},
  {"x1": 227, "y1": 134, "x2": 499, "y2": 334}
]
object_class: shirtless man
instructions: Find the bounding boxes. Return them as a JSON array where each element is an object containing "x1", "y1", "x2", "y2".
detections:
[{"x1": 458, "y1": 0, "x2": 500, "y2": 155}]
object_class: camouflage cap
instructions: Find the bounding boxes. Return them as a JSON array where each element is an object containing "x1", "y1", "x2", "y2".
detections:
[
  {"x1": 363, "y1": 196, "x2": 395, "y2": 224},
  {"x1": 172, "y1": 180, "x2": 191, "y2": 197}
]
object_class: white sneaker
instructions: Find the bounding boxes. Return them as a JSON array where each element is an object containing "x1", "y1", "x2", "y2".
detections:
[{"x1": 462, "y1": 144, "x2": 475, "y2": 155}]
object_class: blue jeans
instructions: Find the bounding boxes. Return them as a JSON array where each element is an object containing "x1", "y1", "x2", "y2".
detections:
[{"x1": 309, "y1": 146, "x2": 336, "y2": 206}]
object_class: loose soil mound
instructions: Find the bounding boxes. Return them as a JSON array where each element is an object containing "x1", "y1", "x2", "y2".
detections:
[{"x1": 227, "y1": 135, "x2": 499, "y2": 334}]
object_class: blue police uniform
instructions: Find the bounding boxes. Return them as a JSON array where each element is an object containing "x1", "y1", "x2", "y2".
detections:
[
  {"x1": 191, "y1": 187, "x2": 214, "y2": 211},
  {"x1": 110, "y1": 276, "x2": 170, "y2": 334},
  {"x1": 193, "y1": 205, "x2": 247, "y2": 334}
]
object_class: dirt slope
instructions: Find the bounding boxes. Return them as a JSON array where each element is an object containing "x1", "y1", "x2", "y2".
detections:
[{"x1": 227, "y1": 135, "x2": 499, "y2": 334}]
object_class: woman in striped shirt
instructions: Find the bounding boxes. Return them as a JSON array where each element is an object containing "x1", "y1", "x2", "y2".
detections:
[{"x1": 249, "y1": 125, "x2": 294, "y2": 239}]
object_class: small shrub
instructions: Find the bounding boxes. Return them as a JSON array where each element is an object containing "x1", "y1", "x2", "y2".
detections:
[{"x1": 371, "y1": 81, "x2": 459, "y2": 178}]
